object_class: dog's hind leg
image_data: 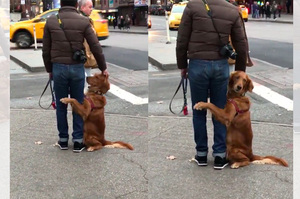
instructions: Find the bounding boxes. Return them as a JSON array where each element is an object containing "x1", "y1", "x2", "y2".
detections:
[
  {"x1": 228, "y1": 149, "x2": 251, "y2": 169},
  {"x1": 87, "y1": 144, "x2": 103, "y2": 152}
]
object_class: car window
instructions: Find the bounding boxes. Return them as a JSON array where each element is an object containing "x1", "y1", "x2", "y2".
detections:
[
  {"x1": 171, "y1": 6, "x2": 186, "y2": 13},
  {"x1": 40, "y1": 10, "x2": 58, "y2": 20}
]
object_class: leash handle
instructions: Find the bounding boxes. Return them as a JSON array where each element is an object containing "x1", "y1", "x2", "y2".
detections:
[
  {"x1": 169, "y1": 77, "x2": 188, "y2": 115},
  {"x1": 38, "y1": 77, "x2": 56, "y2": 110}
]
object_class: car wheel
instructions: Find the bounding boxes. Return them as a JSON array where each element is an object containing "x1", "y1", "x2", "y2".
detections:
[
  {"x1": 15, "y1": 32, "x2": 32, "y2": 48},
  {"x1": 244, "y1": 18, "x2": 248, "y2": 22}
]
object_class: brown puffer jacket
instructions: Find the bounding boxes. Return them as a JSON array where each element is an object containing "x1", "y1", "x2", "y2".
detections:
[
  {"x1": 176, "y1": 0, "x2": 247, "y2": 71},
  {"x1": 42, "y1": 6, "x2": 106, "y2": 73}
]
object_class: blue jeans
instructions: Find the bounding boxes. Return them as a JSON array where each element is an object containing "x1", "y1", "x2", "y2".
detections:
[
  {"x1": 52, "y1": 63, "x2": 85, "y2": 143},
  {"x1": 188, "y1": 59, "x2": 229, "y2": 158}
]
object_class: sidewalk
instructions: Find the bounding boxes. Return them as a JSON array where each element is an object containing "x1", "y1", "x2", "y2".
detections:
[
  {"x1": 248, "y1": 13, "x2": 293, "y2": 24},
  {"x1": 10, "y1": 109, "x2": 148, "y2": 198}
]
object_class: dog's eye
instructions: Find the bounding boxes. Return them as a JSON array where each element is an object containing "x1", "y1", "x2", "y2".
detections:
[
  {"x1": 235, "y1": 76, "x2": 239, "y2": 80},
  {"x1": 243, "y1": 79, "x2": 247, "y2": 83}
]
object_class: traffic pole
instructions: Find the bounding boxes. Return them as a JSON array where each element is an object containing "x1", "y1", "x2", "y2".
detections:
[
  {"x1": 165, "y1": 11, "x2": 171, "y2": 44},
  {"x1": 33, "y1": 24, "x2": 37, "y2": 50}
]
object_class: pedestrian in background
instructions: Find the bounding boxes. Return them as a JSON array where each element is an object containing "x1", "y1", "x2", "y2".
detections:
[
  {"x1": 117, "y1": 16, "x2": 121, "y2": 29},
  {"x1": 42, "y1": 0, "x2": 108, "y2": 153},
  {"x1": 265, "y1": 1, "x2": 271, "y2": 19},
  {"x1": 120, "y1": 15, "x2": 125, "y2": 30},
  {"x1": 78, "y1": 0, "x2": 100, "y2": 93},
  {"x1": 125, "y1": 14, "x2": 131, "y2": 31},
  {"x1": 176, "y1": 0, "x2": 248, "y2": 169},
  {"x1": 260, "y1": 3, "x2": 265, "y2": 18},
  {"x1": 277, "y1": 3, "x2": 282, "y2": 17},
  {"x1": 113, "y1": 15, "x2": 117, "y2": 29},
  {"x1": 271, "y1": 1, "x2": 277, "y2": 19}
]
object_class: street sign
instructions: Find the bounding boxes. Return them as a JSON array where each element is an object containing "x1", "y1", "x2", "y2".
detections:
[
  {"x1": 21, "y1": 0, "x2": 25, "y2": 5},
  {"x1": 109, "y1": 0, "x2": 113, "y2": 8}
]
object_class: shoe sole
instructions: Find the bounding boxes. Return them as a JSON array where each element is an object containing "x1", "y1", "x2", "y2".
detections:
[
  {"x1": 57, "y1": 145, "x2": 68, "y2": 150},
  {"x1": 73, "y1": 147, "x2": 85, "y2": 153},
  {"x1": 194, "y1": 159, "x2": 208, "y2": 166},
  {"x1": 214, "y1": 162, "x2": 229, "y2": 170}
]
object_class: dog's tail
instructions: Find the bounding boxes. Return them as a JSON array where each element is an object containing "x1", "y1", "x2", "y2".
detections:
[
  {"x1": 104, "y1": 140, "x2": 134, "y2": 150},
  {"x1": 252, "y1": 155, "x2": 288, "y2": 167}
]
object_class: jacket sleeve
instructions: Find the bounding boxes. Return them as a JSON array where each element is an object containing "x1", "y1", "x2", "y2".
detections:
[
  {"x1": 84, "y1": 23, "x2": 107, "y2": 71},
  {"x1": 230, "y1": 14, "x2": 247, "y2": 71},
  {"x1": 176, "y1": 3, "x2": 192, "y2": 69},
  {"x1": 42, "y1": 21, "x2": 52, "y2": 73}
]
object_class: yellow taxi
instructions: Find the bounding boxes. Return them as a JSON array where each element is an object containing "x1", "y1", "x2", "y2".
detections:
[
  {"x1": 239, "y1": 5, "x2": 249, "y2": 22},
  {"x1": 168, "y1": 2, "x2": 187, "y2": 30},
  {"x1": 10, "y1": 8, "x2": 109, "y2": 48}
]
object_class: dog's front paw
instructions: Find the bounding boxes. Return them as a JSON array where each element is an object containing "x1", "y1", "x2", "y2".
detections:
[
  {"x1": 60, "y1": 98, "x2": 71, "y2": 104},
  {"x1": 194, "y1": 102, "x2": 206, "y2": 110}
]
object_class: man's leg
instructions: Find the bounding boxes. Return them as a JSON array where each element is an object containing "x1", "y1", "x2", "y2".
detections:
[
  {"x1": 52, "y1": 63, "x2": 70, "y2": 145},
  {"x1": 209, "y1": 59, "x2": 229, "y2": 159},
  {"x1": 69, "y1": 64, "x2": 85, "y2": 144},
  {"x1": 188, "y1": 59, "x2": 210, "y2": 159}
]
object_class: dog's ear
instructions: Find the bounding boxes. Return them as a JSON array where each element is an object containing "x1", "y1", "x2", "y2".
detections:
[{"x1": 246, "y1": 75, "x2": 254, "y2": 92}]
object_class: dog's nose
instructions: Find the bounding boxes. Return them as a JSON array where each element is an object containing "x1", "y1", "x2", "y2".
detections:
[{"x1": 236, "y1": 85, "x2": 242, "y2": 91}]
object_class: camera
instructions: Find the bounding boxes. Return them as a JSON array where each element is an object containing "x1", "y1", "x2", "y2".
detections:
[
  {"x1": 219, "y1": 43, "x2": 237, "y2": 60},
  {"x1": 72, "y1": 50, "x2": 87, "y2": 63}
]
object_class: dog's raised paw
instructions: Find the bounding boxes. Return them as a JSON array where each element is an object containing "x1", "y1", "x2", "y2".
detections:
[
  {"x1": 60, "y1": 98, "x2": 70, "y2": 104},
  {"x1": 194, "y1": 102, "x2": 204, "y2": 110}
]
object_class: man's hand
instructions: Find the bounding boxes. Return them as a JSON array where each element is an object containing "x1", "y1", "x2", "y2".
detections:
[
  {"x1": 181, "y1": 68, "x2": 188, "y2": 79},
  {"x1": 102, "y1": 69, "x2": 109, "y2": 76}
]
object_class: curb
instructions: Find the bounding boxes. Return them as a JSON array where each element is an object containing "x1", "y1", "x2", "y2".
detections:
[
  {"x1": 109, "y1": 30, "x2": 148, "y2": 35},
  {"x1": 247, "y1": 19, "x2": 293, "y2": 24},
  {"x1": 148, "y1": 56, "x2": 177, "y2": 70},
  {"x1": 108, "y1": 29, "x2": 148, "y2": 35},
  {"x1": 10, "y1": 55, "x2": 45, "y2": 73}
]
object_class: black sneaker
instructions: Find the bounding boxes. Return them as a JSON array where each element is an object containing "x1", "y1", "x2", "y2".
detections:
[
  {"x1": 73, "y1": 142, "x2": 85, "y2": 153},
  {"x1": 214, "y1": 156, "x2": 229, "y2": 170},
  {"x1": 57, "y1": 141, "x2": 68, "y2": 150},
  {"x1": 194, "y1": 155, "x2": 207, "y2": 166}
]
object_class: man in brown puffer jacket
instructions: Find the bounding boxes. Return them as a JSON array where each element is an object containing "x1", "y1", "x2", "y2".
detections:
[
  {"x1": 176, "y1": 0, "x2": 248, "y2": 169},
  {"x1": 42, "y1": 0, "x2": 108, "y2": 153}
]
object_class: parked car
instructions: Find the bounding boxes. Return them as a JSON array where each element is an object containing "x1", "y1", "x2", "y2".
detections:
[
  {"x1": 10, "y1": 8, "x2": 109, "y2": 48},
  {"x1": 239, "y1": 5, "x2": 249, "y2": 22},
  {"x1": 168, "y1": 2, "x2": 187, "y2": 30}
]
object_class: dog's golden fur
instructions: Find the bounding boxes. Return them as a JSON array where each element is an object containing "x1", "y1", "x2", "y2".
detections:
[{"x1": 60, "y1": 73, "x2": 134, "y2": 152}]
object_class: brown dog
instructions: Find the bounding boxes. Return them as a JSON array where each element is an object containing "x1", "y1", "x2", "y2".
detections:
[
  {"x1": 194, "y1": 71, "x2": 288, "y2": 169},
  {"x1": 60, "y1": 73, "x2": 134, "y2": 152}
]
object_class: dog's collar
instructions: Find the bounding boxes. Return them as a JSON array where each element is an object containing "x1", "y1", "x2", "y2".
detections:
[
  {"x1": 87, "y1": 87, "x2": 104, "y2": 95},
  {"x1": 85, "y1": 96, "x2": 102, "y2": 110},
  {"x1": 228, "y1": 99, "x2": 247, "y2": 116}
]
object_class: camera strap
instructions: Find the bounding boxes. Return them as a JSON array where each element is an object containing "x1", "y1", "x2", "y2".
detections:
[
  {"x1": 201, "y1": 0, "x2": 225, "y2": 46},
  {"x1": 56, "y1": 14, "x2": 76, "y2": 53}
]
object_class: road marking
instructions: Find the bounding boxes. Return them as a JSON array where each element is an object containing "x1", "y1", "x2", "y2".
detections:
[
  {"x1": 253, "y1": 82, "x2": 293, "y2": 111},
  {"x1": 109, "y1": 84, "x2": 148, "y2": 105}
]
